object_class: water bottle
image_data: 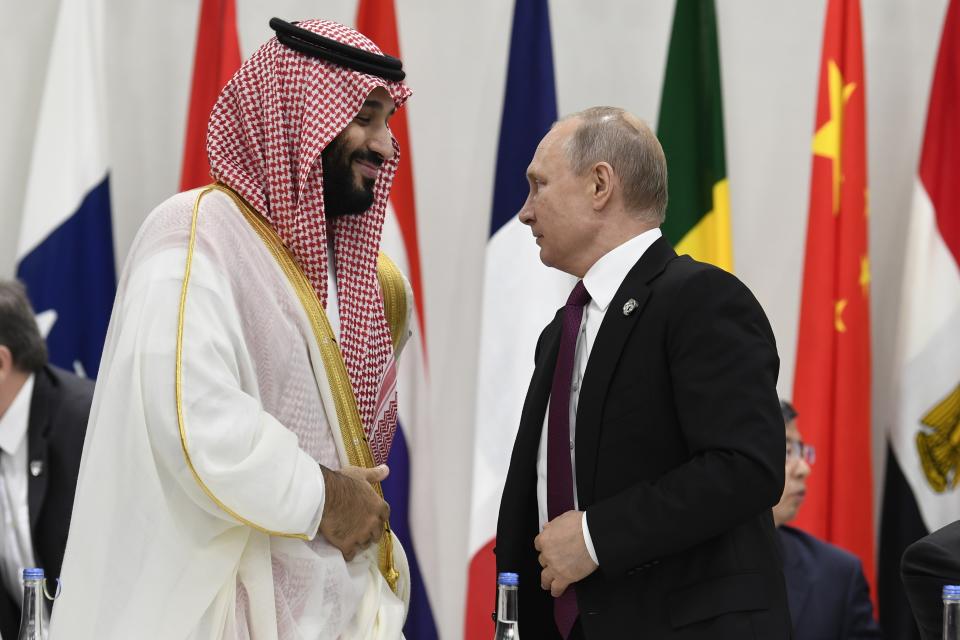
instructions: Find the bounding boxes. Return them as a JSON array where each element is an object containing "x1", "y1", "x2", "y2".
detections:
[
  {"x1": 945, "y1": 585, "x2": 960, "y2": 640},
  {"x1": 494, "y1": 572, "x2": 520, "y2": 640},
  {"x1": 17, "y1": 568, "x2": 45, "y2": 640}
]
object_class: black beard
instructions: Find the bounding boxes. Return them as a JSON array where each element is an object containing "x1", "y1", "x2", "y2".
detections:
[{"x1": 321, "y1": 138, "x2": 382, "y2": 217}]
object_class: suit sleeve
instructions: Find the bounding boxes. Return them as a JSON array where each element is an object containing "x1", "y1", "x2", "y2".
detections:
[
  {"x1": 587, "y1": 267, "x2": 785, "y2": 576},
  {"x1": 902, "y1": 526, "x2": 960, "y2": 640},
  {"x1": 843, "y1": 556, "x2": 882, "y2": 638}
]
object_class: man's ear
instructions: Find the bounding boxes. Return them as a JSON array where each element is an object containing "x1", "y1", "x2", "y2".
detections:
[
  {"x1": 0, "y1": 346, "x2": 12, "y2": 384},
  {"x1": 591, "y1": 162, "x2": 615, "y2": 211}
]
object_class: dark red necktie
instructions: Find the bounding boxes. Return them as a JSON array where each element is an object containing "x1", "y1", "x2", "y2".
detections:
[{"x1": 547, "y1": 280, "x2": 590, "y2": 638}]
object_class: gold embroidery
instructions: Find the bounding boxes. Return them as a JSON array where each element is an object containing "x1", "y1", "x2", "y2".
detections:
[
  {"x1": 204, "y1": 183, "x2": 400, "y2": 592},
  {"x1": 177, "y1": 186, "x2": 309, "y2": 539},
  {"x1": 376, "y1": 252, "x2": 408, "y2": 353}
]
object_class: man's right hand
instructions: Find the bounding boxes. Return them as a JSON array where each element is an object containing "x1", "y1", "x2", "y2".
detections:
[{"x1": 318, "y1": 464, "x2": 390, "y2": 561}]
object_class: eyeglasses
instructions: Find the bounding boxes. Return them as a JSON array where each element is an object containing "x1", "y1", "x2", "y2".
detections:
[{"x1": 786, "y1": 440, "x2": 816, "y2": 465}]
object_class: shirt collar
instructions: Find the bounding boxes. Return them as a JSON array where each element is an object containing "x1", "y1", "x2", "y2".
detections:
[
  {"x1": 583, "y1": 227, "x2": 662, "y2": 312},
  {"x1": 0, "y1": 374, "x2": 35, "y2": 456}
]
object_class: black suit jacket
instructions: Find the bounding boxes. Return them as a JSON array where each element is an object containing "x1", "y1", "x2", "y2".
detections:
[
  {"x1": 496, "y1": 238, "x2": 791, "y2": 639},
  {"x1": 0, "y1": 365, "x2": 92, "y2": 639},
  {"x1": 779, "y1": 526, "x2": 881, "y2": 639},
  {"x1": 901, "y1": 519, "x2": 960, "y2": 640}
]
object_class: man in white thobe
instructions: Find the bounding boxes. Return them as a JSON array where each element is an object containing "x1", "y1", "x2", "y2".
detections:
[{"x1": 49, "y1": 19, "x2": 415, "y2": 640}]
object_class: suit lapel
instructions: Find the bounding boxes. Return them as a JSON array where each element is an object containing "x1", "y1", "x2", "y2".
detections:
[
  {"x1": 498, "y1": 313, "x2": 562, "y2": 566},
  {"x1": 517, "y1": 314, "x2": 562, "y2": 459},
  {"x1": 576, "y1": 237, "x2": 676, "y2": 506},
  {"x1": 27, "y1": 367, "x2": 55, "y2": 533}
]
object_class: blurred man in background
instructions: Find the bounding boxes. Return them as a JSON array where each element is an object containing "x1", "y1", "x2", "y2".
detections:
[
  {"x1": 775, "y1": 399, "x2": 881, "y2": 639},
  {"x1": 901, "y1": 519, "x2": 960, "y2": 640},
  {"x1": 0, "y1": 280, "x2": 91, "y2": 639}
]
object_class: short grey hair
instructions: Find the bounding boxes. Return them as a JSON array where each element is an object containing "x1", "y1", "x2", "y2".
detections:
[
  {"x1": 0, "y1": 280, "x2": 47, "y2": 372},
  {"x1": 560, "y1": 106, "x2": 668, "y2": 224}
]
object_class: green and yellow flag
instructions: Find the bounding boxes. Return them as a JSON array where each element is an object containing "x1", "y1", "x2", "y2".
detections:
[{"x1": 657, "y1": 0, "x2": 732, "y2": 271}]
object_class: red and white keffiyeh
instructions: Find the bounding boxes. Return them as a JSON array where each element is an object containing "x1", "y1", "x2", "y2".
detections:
[{"x1": 206, "y1": 19, "x2": 411, "y2": 465}]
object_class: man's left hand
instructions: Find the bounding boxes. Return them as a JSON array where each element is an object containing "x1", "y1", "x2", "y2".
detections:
[{"x1": 534, "y1": 510, "x2": 598, "y2": 597}]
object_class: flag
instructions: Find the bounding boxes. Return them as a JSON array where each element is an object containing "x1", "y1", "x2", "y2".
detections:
[
  {"x1": 657, "y1": 0, "x2": 733, "y2": 271},
  {"x1": 16, "y1": 0, "x2": 115, "y2": 378},
  {"x1": 879, "y1": 0, "x2": 960, "y2": 635},
  {"x1": 793, "y1": 0, "x2": 875, "y2": 603},
  {"x1": 465, "y1": 1, "x2": 571, "y2": 637},
  {"x1": 355, "y1": 3, "x2": 438, "y2": 638},
  {"x1": 180, "y1": 0, "x2": 241, "y2": 191}
]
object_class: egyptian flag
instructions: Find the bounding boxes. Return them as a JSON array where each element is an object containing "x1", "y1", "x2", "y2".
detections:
[
  {"x1": 879, "y1": 1, "x2": 960, "y2": 635},
  {"x1": 355, "y1": 2, "x2": 439, "y2": 639},
  {"x1": 793, "y1": 0, "x2": 875, "y2": 604},
  {"x1": 657, "y1": 0, "x2": 733, "y2": 271},
  {"x1": 180, "y1": 0, "x2": 241, "y2": 190},
  {"x1": 16, "y1": 0, "x2": 115, "y2": 378},
  {"x1": 464, "y1": 0, "x2": 572, "y2": 637}
]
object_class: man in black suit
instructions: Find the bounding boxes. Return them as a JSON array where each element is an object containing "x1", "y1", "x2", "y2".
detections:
[
  {"x1": 901, "y1": 519, "x2": 960, "y2": 640},
  {"x1": 774, "y1": 400, "x2": 881, "y2": 639},
  {"x1": 0, "y1": 280, "x2": 92, "y2": 638},
  {"x1": 495, "y1": 107, "x2": 790, "y2": 638}
]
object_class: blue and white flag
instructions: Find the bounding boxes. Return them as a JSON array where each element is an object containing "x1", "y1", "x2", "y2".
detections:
[
  {"x1": 16, "y1": 0, "x2": 115, "y2": 378},
  {"x1": 465, "y1": 0, "x2": 572, "y2": 635}
]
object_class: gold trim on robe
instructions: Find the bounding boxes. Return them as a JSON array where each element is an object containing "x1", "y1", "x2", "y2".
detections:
[
  {"x1": 175, "y1": 186, "x2": 310, "y2": 540},
  {"x1": 376, "y1": 252, "x2": 408, "y2": 353},
  {"x1": 176, "y1": 184, "x2": 401, "y2": 592}
]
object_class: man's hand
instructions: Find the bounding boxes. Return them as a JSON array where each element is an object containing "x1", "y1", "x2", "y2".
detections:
[
  {"x1": 534, "y1": 510, "x2": 599, "y2": 597},
  {"x1": 318, "y1": 464, "x2": 390, "y2": 561}
]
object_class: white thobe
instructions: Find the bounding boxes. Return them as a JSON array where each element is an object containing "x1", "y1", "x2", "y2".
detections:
[{"x1": 48, "y1": 189, "x2": 407, "y2": 640}]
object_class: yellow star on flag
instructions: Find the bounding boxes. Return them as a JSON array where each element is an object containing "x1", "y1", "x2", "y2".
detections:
[
  {"x1": 812, "y1": 59, "x2": 856, "y2": 214},
  {"x1": 860, "y1": 255, "x2": 871, "y2": 297},
  {"x1": 835, "y1": 298, "x2": 848, "y2": 333}
]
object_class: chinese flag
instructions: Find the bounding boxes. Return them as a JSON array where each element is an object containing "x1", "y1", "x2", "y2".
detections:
[{"x1": 793, "y1": 0, "x2": 875, "y2": 606}]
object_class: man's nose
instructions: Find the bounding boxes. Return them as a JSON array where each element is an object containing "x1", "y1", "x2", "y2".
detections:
[
  {"x1": 370, "y1": 125, "x2": 395, "y2": 161},
  {"x1": 518, "y1": 196, "x2": 533, "y2": 224}
]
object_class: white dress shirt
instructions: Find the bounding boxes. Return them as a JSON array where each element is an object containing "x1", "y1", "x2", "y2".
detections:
[
  {"x1": 536, "y1": 227, "x2": 662, "y2": 565},
  {"x1": 0, "y1": 374, "x2": 38, "y2": 607}
]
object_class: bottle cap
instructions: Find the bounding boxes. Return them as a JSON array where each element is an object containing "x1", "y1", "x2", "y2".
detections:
[
  {"x1": 497, "y1": 572, "x2": 519, "y2": 586},
  {"x1": 944, "y1": 585, "x2": 960, "y2": 600},
  {"x1": 22, "y1": 568, "x2": 44, "y2": 580}
]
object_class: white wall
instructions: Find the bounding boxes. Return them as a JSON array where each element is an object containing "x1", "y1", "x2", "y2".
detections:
[{"x1": 0, "y1": 1, "x2": 950, "y2": 637}]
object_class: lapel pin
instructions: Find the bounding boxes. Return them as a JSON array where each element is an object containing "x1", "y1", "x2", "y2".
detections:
[
  {"x1": 622, "y1": 298, "x2": 639, "y2": 316},
  {"x1": 30, "y1": 460, "x2": 44, "y2": 477}
]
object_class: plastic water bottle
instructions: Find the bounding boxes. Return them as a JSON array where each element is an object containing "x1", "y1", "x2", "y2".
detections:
[
  {"x1": 17, "y1": 568, "x2": 45, "y2": 640},
  {"x1": 945, "y1": 585, "x2": 960, "y2": 640},
  {"x1": 494, "y1": 572, "x2": 520, "y2": 639}
]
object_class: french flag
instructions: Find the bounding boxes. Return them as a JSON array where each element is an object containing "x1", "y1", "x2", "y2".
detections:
[
  {"x1": 356, "y1": 2, "x2": 439, "y2": 638},
  {"x1": 16, "y1": 0, "x2": 115, "y2": 378},
  {"x1": 464, "y1": 0, "x2": 572, "y2": 636}
]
